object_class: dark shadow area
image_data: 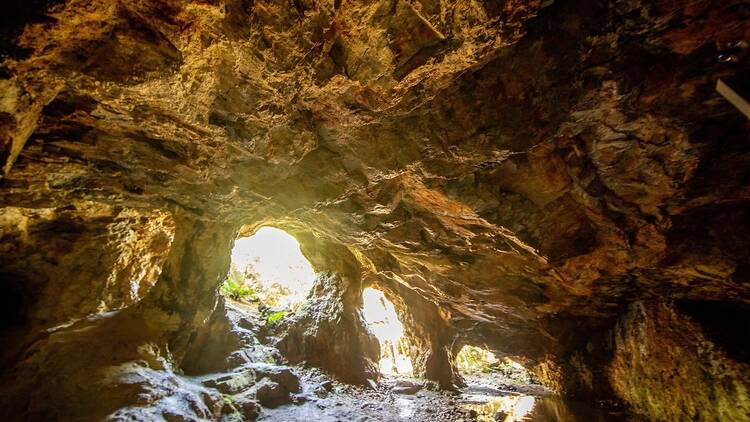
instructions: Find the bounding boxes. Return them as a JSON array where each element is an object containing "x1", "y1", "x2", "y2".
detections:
[
  {"x1": 0, "y1": 0, "x2": 65, "y2": 73},
  {"x1": 0, "y1": 271, "x2": 36, "y2": 329},
  {"x1": 677, "y1": 299, "x2": 750, "y2": 363},
  {"x1": 0, "y1": 271, "x2": 39, "y2": 371}
]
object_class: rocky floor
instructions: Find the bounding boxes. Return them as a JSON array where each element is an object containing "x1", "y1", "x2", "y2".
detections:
[
  {"x1": 199, "y1": 300, "x2": 641, "y2": 422},
  {"x1": 256, "y1": 371, "x2": 640, "y2": 422}
]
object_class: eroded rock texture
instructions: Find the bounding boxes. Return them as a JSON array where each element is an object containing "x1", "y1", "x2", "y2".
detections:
[
  {"x1": 1, "y1": 0, "x2": 749, "y2": 421},
  {"x1": 608, "y1": 301, "x2": 750, "y2": 421}
]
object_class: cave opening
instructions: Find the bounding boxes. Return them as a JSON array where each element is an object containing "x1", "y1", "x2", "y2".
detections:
[
  {"x1": 221, "y1": 226, "x2": 316, "y2": 313},
  {"x1": 455, "y1": 344, "x2": 500, "y2": 376},
  {"x1": 454, "y1": 345, "x2": 541, "y2": 422},
  {"x1": 455, "y1": 345, "x2": 533, "y2": 384},
  {"x1": 361, "y1": 287, "x2": 414, "y2": 376}
]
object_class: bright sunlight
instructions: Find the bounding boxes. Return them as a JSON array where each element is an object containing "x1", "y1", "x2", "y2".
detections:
[
  {"x1": 223, "y1": 227, "x2": 316, "y2": 308},
  {"x1": 455, "y1": 345, "x2": 500, "y2": 374},
  {"x1": 362, "y1": 288, "x2": 413, "y2": 376}
]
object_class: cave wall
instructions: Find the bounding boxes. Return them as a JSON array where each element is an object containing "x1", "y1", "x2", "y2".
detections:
[
  {"x1": 542, "y1": 300, "x2": 750, "y2": 421},
  {"x1": 138, "y1": 214, "x2": 239, "y2": 367},
  {"x1": 0, "y1": 203, "x2": 174, "y2": 370},
  {"x1": 0, "y1": 213, "x2": 238, "y2": 420},
  {"x1": 607, "y1": 301, "x2": 750, "y2": 421},
  {"x1": 0, "y1": 203, "x2": 173, "y2": 329}
]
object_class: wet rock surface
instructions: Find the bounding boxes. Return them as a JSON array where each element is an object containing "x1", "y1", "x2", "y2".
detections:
[
  {"x1": 214, "y1": 301, "x2": 642, "y2": 421},
  {"x1": 260, "y1": 371, "x2": 640, "y2": 422},
  {"x1": 391, "y1": 378, "x2": 423, "y2": 395}
]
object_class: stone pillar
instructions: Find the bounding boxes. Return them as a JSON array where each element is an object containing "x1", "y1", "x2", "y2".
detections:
[{"x1": 139, "y1": 212, "x2": 238, "y2": 365}]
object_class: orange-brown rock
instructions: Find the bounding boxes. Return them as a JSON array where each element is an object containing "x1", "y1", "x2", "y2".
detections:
[{"x1": 1, "y1": 0, "x2": 749, "y2": 420}]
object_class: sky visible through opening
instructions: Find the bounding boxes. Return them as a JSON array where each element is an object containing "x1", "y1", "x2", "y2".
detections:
[
  {"x1": 229, "y1": 227, "x2": 316, "y2": 308},
  {"x1": 362, "y1": 287, "x2": 413, "y2": 376}
]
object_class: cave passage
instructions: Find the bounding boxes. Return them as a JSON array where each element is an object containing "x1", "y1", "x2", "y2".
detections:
[
  {"x1": 222, "y1": 227, "x2": 315, "y2": 309},
  {"x1": 455, "y1": 345, "x2": 541, "y2": 422},
  {"x1": 3, "y1": 0, "x2": 750, "y2": 420},
  {"x1": 455, "y1": 345, "x2": 500, "y2": 375},
  {"x1": 361, "y1": 287, "x2": 414, "y2": 376},
  {"x1": 455, "y1": 345, "x2": 532, "y2": 383}
]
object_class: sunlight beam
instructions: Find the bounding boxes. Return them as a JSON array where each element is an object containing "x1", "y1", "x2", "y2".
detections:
[{"x1": 362, "y1": 288, "x2": 413, "y2": 376}]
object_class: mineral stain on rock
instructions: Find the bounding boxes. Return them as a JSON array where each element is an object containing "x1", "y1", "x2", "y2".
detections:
[{"x1": 0, "y1": 0, "x2": 749, "y2": 421}]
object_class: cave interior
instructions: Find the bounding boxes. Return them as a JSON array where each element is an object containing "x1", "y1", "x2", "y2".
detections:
[{"x1": 1, "y1": 0, "x2": 749, "y2": 421}]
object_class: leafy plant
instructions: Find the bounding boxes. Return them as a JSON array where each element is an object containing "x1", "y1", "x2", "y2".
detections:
[
  {"x1": 266, "y1": 310, "x2": 286, "y2": 325},
  {"x1": 220, "y1": 264, "x2": 257, "y2": 301}
]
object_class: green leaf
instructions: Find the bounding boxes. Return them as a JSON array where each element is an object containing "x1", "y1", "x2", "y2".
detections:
[
  {"x1": 220, "y1": 264, "x2": 258, "y2": 301},
  {"x1": 266, "y1": 310, "x2": 286, "y2": 325}
]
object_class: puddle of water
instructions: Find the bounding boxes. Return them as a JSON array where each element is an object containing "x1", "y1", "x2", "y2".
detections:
[
  {"x1": 467, "y1": 395, "x2": 635, "y2": 422},
  {"x1": 395, "y1": 397, "x2": 416, "y2": 419},
  {"x1": 468, "y1": 395, "x2": 536, "y2": 422}
]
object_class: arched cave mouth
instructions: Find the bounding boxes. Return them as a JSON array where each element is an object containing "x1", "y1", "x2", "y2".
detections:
[
  {"x1": 221, "y1": 226, "x2": 316, "y2": 313},
  {"x1": 454, "y1": 345, "x2": 546, "y2": 421},
  {"x1": 455, "y1": 345, "x2": 532, "y2": 384},
  {"x1": 361, "y1": 287, "x2": 414, "y2": 376}
]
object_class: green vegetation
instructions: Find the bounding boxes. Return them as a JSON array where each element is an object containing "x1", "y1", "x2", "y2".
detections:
[
  {"x1": 221, "y1": 394, "x2": 241, "y2": 418},
  {"x1": 266, "y1": 310, "x2": 286, "y2": 325},
  {"x1": 455, "y1": 345, "x2": 534, "y2": 384},
  {"x1": 220, "y1": 264, "x2": 257, "y2": 302},
  {"x1": 456, "y1": 345, "x2": 497, "y2": 374},
  {"x1": 220, "y1": 260, "x2": 296, "y2": 308}
]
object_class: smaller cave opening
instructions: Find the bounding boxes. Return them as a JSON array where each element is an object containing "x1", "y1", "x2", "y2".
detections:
[
  {"x1": 456, "y1": 344, "x2": 500, "y2": 376},
  {"x1": 454, "y1": 345, "x2": 543, "y2": 422},
  {"x1": 455, "y1": 345, "x2": 533, "y2": 384},
  {"x1": 221, "y1": 226, "x2": 316, "y2": 316},
  {"x1": 361, "y1": 287, "x2": 414, "y2": 376}
]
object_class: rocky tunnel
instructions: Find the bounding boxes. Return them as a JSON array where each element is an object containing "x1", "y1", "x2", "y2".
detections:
[{"x1": 1, "y1": 0, "x2": 749, "y2": 421}]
